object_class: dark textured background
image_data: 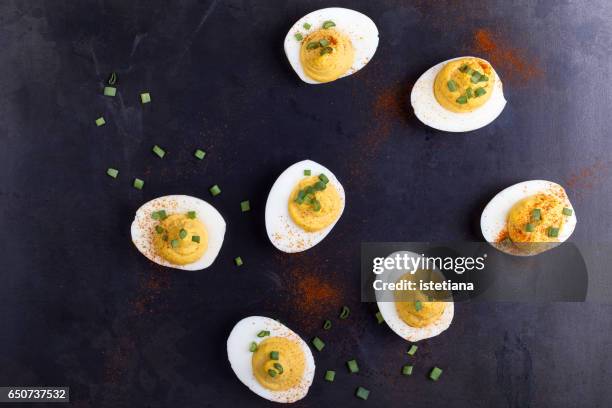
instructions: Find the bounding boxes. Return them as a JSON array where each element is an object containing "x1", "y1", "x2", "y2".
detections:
[{"x1": 1, "y1": 0, "x2": 612, "y2": 407}]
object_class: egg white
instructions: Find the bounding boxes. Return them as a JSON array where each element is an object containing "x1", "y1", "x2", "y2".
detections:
[
  {"x1": 227, "y1": 316, "x2": 315, "y2": 403},
  {"x1": 130, "y1": 195, "x2": 226, "y2": 270},
  {"x1": 375, "y1": 251, "x2": 454, "y2": 342},
  {"x1": 265, "y1": 160, "x2": 345, "y2": 253},
  {"x1": 480, "y1": 180, "x2": 577, "y2": 256},
  {"x1": 284, "y1": 7, "x2": 379, "y2": 84},
  {"x1": 411, "y1": 56, "x2": 507, "y2": 132}
]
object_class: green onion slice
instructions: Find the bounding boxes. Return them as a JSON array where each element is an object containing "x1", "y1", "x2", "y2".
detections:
[
  {"x1": 339, "y1": 306, "x2": 350, "y2": 319},
  {"x1": 430, "y1": 366, "x2": 443, "y2": 381},
  {"x1": 407, "y1": 344, "x2": 418, "y2": 356},
  {"x1": 319, "y1": 39, "x2": 330, "y2": 47},
  {"x1": 304, "y1": 169, "x2": 311, "y2": 176},
  {"x1": 268, "y1": 369, "x2": 277, "y2": 378},
  {"x1": 562, "y1": 207, "x2": 573, "y2": 216},
  {"x1": 95, "y1": 117, "x2": 106, "y2": 127},
  {"x1": 152, "y1": 210, "x2": 167, "y2": 220},
  {"x1": 273, "y1": 363, "x2": 284, "y2": 374},
  {"x1": 179, "y1": 229, "x2": 187, "y2": 239},
  {"x1": 322, "y1": 20, "x2": 336, "y2": 29},
  {"x1": 107, "y1": 72, "x2": 117, "y2": 86},
  {"x1": 187, "y1": 211, "x2": 196, "y2": 219},
  {"x1": 294, "y1": 33, "x2": 303, "y2": 41},
  {"x1": 456, "y1": 95, "x2": 468, "y2": 104},
  {"x1": 106, "y1": 168, "x2": 119, "y2": 178},
  {"x1": 323, "y1": 320, "x2": 332, "y2": 330},
  {"x1": 531, "y1": 209, "x2": 541, "y2": 221},
  {"x1": 171, "y1": 239, "x2": 179, "y2": 248},
  {"x1": 270, "y1": 351, "x2": 279, "y2": 360},
  {"x1": 249, "y1": 342, "x2": 257, "y2": 352},
  {"x1": 306, "y1": 42, "x2": 319, "y2": 50},
  {"x1": 311, "y1": 336, "x2": 325, "y2": 351},
  {"x1": 471, "y1": 71, "x2": 482, "y2": 83},
  {"x1": 133, "y1": 178, "x2": 144, "y2": 190},
  {"x1": 140, "y1": 92, "x2": 151, "y2": 104},
  {"x1": 525, "y1": 223, "x2": 535, "y2": 232},
  {"x1": 324, "y1": 370, "x2": 335, "y2": 382},
  {"x1": 547, "y1": 227, "x2": 560, "y2": 237},
  {"x1": 192, "y1": 235, "x2": 200, "y2": 243},
  {"x1": 155, "y1": 226, "x2": 164, "y2": 234},
  {"x1": 319, "y1": 174, "x2": 329, "y2": 184},
  {"x1": 375, "y1": 311, "x2": 384, "y2": 324},
  {"x1": 103, "y1": 86, "x2": 116, "y2": 97},
  {"x1": 447, "y1": 80, "x2": 458, "y2": 92},
  {"x1": 355, "y1": 387, "x2": 370, "y2": 400},
  {"x1": 240, "y1": 200, "x2": 251, "y2": 212},
  {"x1": 257, "y1": 330, "x2": 270, "y2": 338},
  {"x1": 347, "y1": 359, "x2": 359, "y2": 373},
  {"x1": 303, "y1": 23, "x2": 311, "y2": 30},
  {"x1": 402, "y1": 364, "x2": 414, "y2": 376},
  {"x1": 194, "y1": 149, "x2": 206, "y2": 160},
  {"x1": 320, "y1": 46, "x2": 333, "y2": 55},
  {"x1": 235, "y1": 256, "x2": 243, "y2": 266},
  {"x1": 210, "y1": 184, "x2": 221, "y2": 196},
  {"x1": 475, "y1": 87, "x2": 487, "y2": 97},
  {"x1": 415, "y1": 300, "x2": 422, "y2": 311}
]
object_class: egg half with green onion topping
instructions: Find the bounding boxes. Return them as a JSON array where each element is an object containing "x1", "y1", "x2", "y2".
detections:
[
  {"x1": 227, "y1": 316, "x2": 315, "y2": 403},
  {"x1": 481, "y1": 180, "x2": 577, "y2": 256},
  {"x1": 130, "y1": 195, "x2": 226, "y2": 270},
  {"x1": 284, "y1": 7, "x2": 379, "y2": 84},
  {"x1": 411, "y1": 56, "x2": 506, "y2": 132},
  {"x1": 265, "y1": 160, "x2": 345, "y2": 253}
]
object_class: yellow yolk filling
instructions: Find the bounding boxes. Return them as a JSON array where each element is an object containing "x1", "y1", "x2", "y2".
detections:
[
  {"x1": 252, "y1": 337, "x2": 306, "y2": 391},
  {"x1": 434, "y1": 57, "x2": 495, "y2": 113},
  {"x1": 299, "y1": 28, "x2": 355, "y2": 83},
  {"x1": 394, "y1": 273, "x2": 445, "y2": 328},
  {"x1": 153, "y1": 214, "x2": 208, "y2": 265},
  {"x1": 507, "y1": 194, "x2": 566, "y2": 243},
  {"x1": 288, "y1": 176, "x2": 342, "y2": 232}
]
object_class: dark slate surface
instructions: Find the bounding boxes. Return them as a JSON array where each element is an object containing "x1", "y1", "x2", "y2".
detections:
[{"x1": 1, "y1": 0, "x2": 612, "y2": 407}]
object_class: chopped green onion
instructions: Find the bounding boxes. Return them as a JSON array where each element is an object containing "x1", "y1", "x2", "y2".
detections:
[
  {"x1": 322, "y1": 20, "x2": 336, "y2": 29},
  {"x1": 525, "y1": 223, "x2": 535, "y2": 232},
  {"x1": 270, "y1": 351, "x2": 279, "y2": 360},
  {"x1": 210, "y1": 184, "x2": 221, "y2": 196},
  {"x1": 240, "y1": 200, "x2": 251, "y2": 212},
  {"x1": 459, "y1": 65, "x2": 468, "y2": 72},
  {"x1": 194, "y1": 149, "x2": 206, "y2": 160},
  {"x1": 375, "y1": 311, "x2": 384, "y2": 324},
  {"x1": 273, "y1": 363, "x2": 284, "y2": 374},
  {"x1": 187, "y1": 210, "x2": 196, "y2": 219},
  {"x1": 179, "y1": 229, "x2": 187, "y2": 239},
  {"x1": 294, "y1": 33, "x2": 303, "y2": 41},
  {"x1": 466, "y1": 88, "x2": 474, "y2": 98},
  {"x1": 306, "y1": 42, "x2": 319, "y2": 50},
  {"x1": 103, "y1": 86, "x2": 116, "y2": 97},
  {"x1": 430, "y1": 366, "x2": 443, "y2": 381},
  {"x1": 304, "y1": 169, "x2": 311, "y2": 176},
  {"x1": 171, "y1": 239, "x2": 179, "y2": 248},
  {"x1": 407, "y1": 345, "x2": 418, "y2": 356},
  {"x1": 303, "y1": 22, "x2": 311, "y2": 30},
  {"x1": 447, "y1": 80, "x2": 458, "y2": 92},
  {"x1": 312, "y1": 199, "x2": 321, "y2": 212},
  {"x1": 268, "y1": 369, "x2": 277, "y2": 378},
  {"x1": 415, "y1": 300, "x2": 422, "y2": 312},
  {"x1": 347, "y1": 359, "x2": 359, "y2": 373},
  {"x1": 471, "y1": 71, "x2": 482, "y2": 83},
  {"x1": 456, "y1": 95, "x2": 468, "y2": 104},
  {"x1": 314, "y1": 181, "x2": 326, "y2": 191},
  {"x1": 155, "y1": 225, "x2": 164, "y2": 234},
  {"x1": 95, "y1": 117, "x2": 106, "y2": 127},
  {"x1": 162, "y1": 234, "x2": 168, "y2": 241},
  {"x1": 106, "y1": 168, "x2": 119, "y2": 179},
  {"x1": 257, "y1": 330, "x2": 270, "y2": 338},
  {"x1": 311, "y1": 336, "x2": 325, "y2": 351},
  {"x1": 402, "y1": 364, "x2": 414, "y2": 376},
  {"x1": 319, "y1": 174, "x2": 329, "y2": 184},
  {"x1": 319, "y1": 39, "x2": 330, "y2": 47},
  {"x1": 531, "y1": 209, "x2": 541, "y2": 221},
  {"x1": 323, "y1": 320, "x2": 332, "y2": 330},
  {"x1": 475, "y1": 87, "x2": 487, "y2": 97},
  {"x1": 133, "y1": 178, "x2": 144, "y2": 190},
  {"x1": 235, "y1": 256, "x2": 243, "y2": 266},
  {"x1": 249, "y1": 342, "x2": 257, "y2": 352},
  {"x1": 140, "y1": 92, "x2": 151, "y2": 104},
  {"x1": 562, "y1": 207, "x2": 573, "y2": 216},
  {"x1": 479, "y1": 75, "x2": 489, "y2": 82},
  {"x1": 192, "y1": 235, "x2": 200, "y2": 243},
  {"x1": 355, "y1": 387, "x2": 370, "y2": 400},
  {"x1": 339, "y1": 306, "x2": 350, "y2": 319},
  {"x1": 466, "y1": 67, "x2": 475, "y2": 75},
  {"x1": 107, "y1": 72, "x2": 117, "y2": 86},
  {"x1": 547, "y1": 227, "x2": 560, "y2": 237},
  {"x1": 152, "y1": 145, "x2": 165, "y2": 158},
  {"x1": 151, "y1": 210, "x2": 167, "y2": 220},
  {"x1": 320, "y1": 46, "x2": 333, "y2": 56},
  {"x1": 324, "y1": 370, "x2": 335, "y2": 382}
]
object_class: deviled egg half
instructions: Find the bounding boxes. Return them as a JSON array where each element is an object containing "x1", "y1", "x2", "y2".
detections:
[
  {"x1": 284, "y1": 7, "x2": 379, "y2": 84},
  {"x1": 376, "y1": 252, "x2": 454, "y2": 342},
  {"x1": 227, "y1": 316, "x2": 315, "y2": 403},
  {"x1": 265, "y1": 160, "x2": 345, "y2": 253},
  {"x1": 131, "y1": 195, "x2": 226, "y2": 270},
  {"x1": 411, "y1": 56, "x2": 506, "y2": 132},
  {"x1": 481, "y1": 180, "x2": 577, "y2": 256}
]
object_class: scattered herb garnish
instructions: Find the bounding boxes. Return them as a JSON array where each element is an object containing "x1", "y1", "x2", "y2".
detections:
[
  {"x1": 466, "y1": 88, "x2": 474, "y2": 98},
  {"x1": 347, "y1": 359, "x2": 359, "y2": 373},
  {"x1": 140, "y1": 92, "x2": 151, "y2": 104},
  {"x1": 294, "y1": 33, "x2": 303, "y2": 41},
  {"x1": 525, "y1": 223, "x2": 535, "y2": 232},
  {"x1": 355, "y1": 387, "x2": 370, "y2": 400},
  {"x1": 249, "y1": 342, "x2": 258, "y2": 352},
  {"x1": 456, "y1": 95, "x2": 468, "y2": 104},
  {"x1": 531, "y1": 209, "x2": 542, "y2": 221},
  {"x1": 320, "y1": 46, "x2": 333, "y2": 56},
  {"x1": 179, "y1": 229, "x2": 187, "y2": 239},
  {"x1": 415, "y1": 300, "x2": 422, "y2": 312},
  {"x1": 192, "y1": 235, "x2": 200, "y2": 243},
  {"x1": 171, "y1": 239, "x2": 179, "y2": 248},
  {"x1": 107, "y1": 72, "x2": 117, "y2": 86},
  {"x1": 210, "y1": 184, "x2": 221, "y2": 196},
  {"x1": 324, "y1": 370, "x2": 335, "y2": 382},
  {"x1": 106, "y1": 168, "x2": 119, "y2": 179},
  {"x1": 562, "y1": 207, "x2": 573, "y2": 216},
  {"x1": 273, "y1": 363, "x2": 284, "y2": 374},
  {"x1": 155, "y1": 225, "x2": 164, "y2": 234},
  {"x1": 133, "y1": 178, "x2": 144, "y2": 190},
  {"x1": 407, "y1": 345, "x2": 418, "y2": 356},
  {"x1": 475, "y1": 87, "x2": 487, "y2": 97},
  {"x1": 152, "y1": 210, "x2": 167, "y2": 220},
  {"x1": 375, "y1": 311, "x2": 384, "y2": 324},
  {"x1": 95, "y1": 117, "x2": 106, "y2": 127},
  {"x1": 152, "y1": 145, "x2": 165, "y2": 158},
  {"x1": 235, "y1": 256, "x2": 243, "y2": 266},
  {"x1": 194, "y1": 149, "x2": 206, "y2": 160},
  {"x1": 312, "y1": 337, "x2": 325, "y2": 351},
  {"x1": 319, "y1": 39, "x2": 330, "y2": 47},
  {"x1": 268, "y1": 369, "x2": 277, "y2": 378},
  {"x1": 339, "y1": 306, "x2": 350, "y2": 319},
  {"x1": 471, "y1": 71, "x2": 482, "y2": 83},
  {"x1": 187, "y1": 211, "x2": 197, "y2": 219},
  {"x1": 257, "y1": 330, "x2": 270, "y2": 338},
  {"x1": 103, "y1": 86, "x2": 116, "y2": 97},
  {"x1": 240, "y1": 200, "x2": 251, "y2": 212},
  {"x1": 306, "y1": 42, "x2": 319, "y2": 50},
  {"x1": 402, "y1": 365, "x2": 414, "y2": 376},
  {"x1": 303, "y1": 22, "x2": 311, "y2": 30},
  {"x1": 547, "y1": 227, "x2": 560, "y2": 237},
  {"x1": 270, "y1": 351, "x2": 279, "y2": 360},
  {"x1": 430, "y1": 366, "x2": 443, "y2": 381},
  {"x1": 323, "y1": 320, "x2": 332, "y2": 330}
]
